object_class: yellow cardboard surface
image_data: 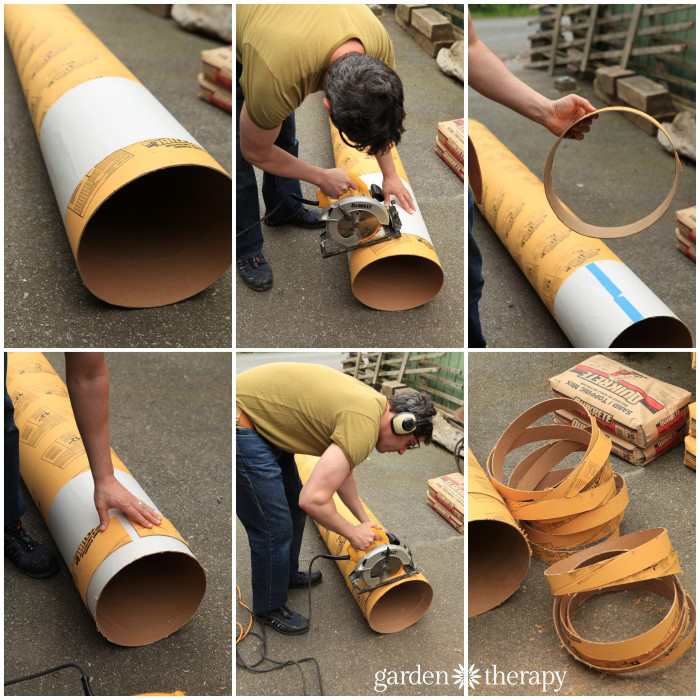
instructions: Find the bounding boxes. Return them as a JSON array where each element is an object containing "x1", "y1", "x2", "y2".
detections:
[
  {"x1": 544, "y1": 528, "x2": 695, "y2": 673},
  {"x1": 8, "y1": 352, "x2": 205, "y2": 646},
  {"x1": 72, "y1": 516, "x2": 132, "y2": 605},
  {"x1": 468, "y1": 119, "x2": 621, "y2": 312},
  {"x1": 5, "y1": 5, "x2": 232, "y2": 307},
  {"x1": 6, "y1": 352, "x2": 131, "y2": 518},
  {"x1": 328, "y1": 120, "x2": 444, "y2": 311},
  {"x1": 295, "y1": 454, "x2": 432, "y2": 633},
  {"x1": 4, "y1": 4, "x2": 138, "y2": 136},
  {"x1": 486, "y1": 399, "x2": 628, "y2": 562}
]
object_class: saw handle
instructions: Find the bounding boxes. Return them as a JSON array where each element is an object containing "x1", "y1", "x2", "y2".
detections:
[
  {"x1": 347, "y1": 528, "x2": 390, "y2": 563},
  {"x1": 317, "y1": 172, "x2": 369, "y2": 209}
]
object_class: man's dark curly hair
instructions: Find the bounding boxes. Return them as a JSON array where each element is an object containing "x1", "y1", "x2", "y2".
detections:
[{"x1": 325, "y1": 52, "x2": 406, "y2": 156}]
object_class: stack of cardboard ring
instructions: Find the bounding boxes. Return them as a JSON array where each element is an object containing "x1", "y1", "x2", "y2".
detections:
[
  {"x1": 486, "y1": 398, "x2": 628, "y2": 562},
  {"x1": 544, "y1": 528, "x2": 696, "y2": 672}
]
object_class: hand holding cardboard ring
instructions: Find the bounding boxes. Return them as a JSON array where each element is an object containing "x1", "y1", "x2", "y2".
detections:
[{"x1": 543, "y1": 106, "x2": 682, "y2": 239}]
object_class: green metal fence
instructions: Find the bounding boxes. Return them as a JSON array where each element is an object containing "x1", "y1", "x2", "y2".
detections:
[{"x1": 609, "y1": 4, "x2": 696, "y2": 102}]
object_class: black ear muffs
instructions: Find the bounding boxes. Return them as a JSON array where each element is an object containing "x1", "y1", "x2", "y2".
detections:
[{"x1": 391, "y1": 412, "x2": 417, "y2": 435}]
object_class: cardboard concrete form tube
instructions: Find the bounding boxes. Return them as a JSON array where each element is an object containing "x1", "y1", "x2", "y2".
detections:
[
  {"x1": 5, "y1": 5, "x2": 232, "y2": 308},
  {"x1": 544, "y1": 528, "x2": 696, "y2": 673},
  {"x1": 467, "y1": 449, "x2": 530, "y2": 617},
  {"x1": 295, "y1": 454, "x2": 432, "y2": 633},
  {"x1": 468, "y1": 119, "x2": 692, "y2": 348},
  {"x1": 6, "y1": 352, "x2": 206, "y2": 646},
  {"x1": 328, "y1": 121, "x2": 444, "y2": 310},
  {"x1": 486, "y1": 399, "x2": 628, "y2": 562}
]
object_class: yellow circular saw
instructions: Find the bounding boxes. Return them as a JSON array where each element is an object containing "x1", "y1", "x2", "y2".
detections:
[{"x1": 317, "y1": 173, "x2": 402, "y2": 257}]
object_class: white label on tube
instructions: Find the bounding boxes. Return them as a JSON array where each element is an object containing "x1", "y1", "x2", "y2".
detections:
[
  {"x1": 553, "y1": 259, "x2": 679, "y2": 347},
  {"x1": 354, "y1": 172, "x2": 432, "y2": 243},
  {"x1": 38, "y1": 76, "x2": 200, "y2": 222},
  {"x1": 47, "y1": 469, "x2": 158, "y2": 566}
]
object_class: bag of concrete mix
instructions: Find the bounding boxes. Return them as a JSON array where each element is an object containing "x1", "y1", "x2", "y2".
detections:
[
  {"x1": 549, "y1": 355, "x2": 691, "y2": 448},
  {"x1": 553, "y1": 409, "x2": 685, "y2": 466}
]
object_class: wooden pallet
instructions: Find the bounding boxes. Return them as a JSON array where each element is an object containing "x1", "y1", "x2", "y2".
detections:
[
  {"x1": 343, "y1": 352, "x2": 464, "y2": 414},
  {"x1": 527, "y1": 3, "x2": 694, "y2": 96}
]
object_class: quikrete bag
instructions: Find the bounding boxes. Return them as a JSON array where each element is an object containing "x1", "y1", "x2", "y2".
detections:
[
  {"x1": 553, "y1": 409, "x2": 685, "y2": 466},
  {"x1": 549, "y1": 355, "x2": 691, "y2": 448}
]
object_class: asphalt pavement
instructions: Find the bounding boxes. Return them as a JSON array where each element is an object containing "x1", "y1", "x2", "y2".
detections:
[
  {"x1": 4, "y1": 352, "x2": 232, "y2": 696},
  {"x1": 236, "y1": 7, "x2": 464, "y2": 348},
  {"x1": 235, "y1": 353, "x2": 465, "y2": 696},
  {"x1": 4, "y1": 5, "x2": 232, "y2": 348},
  {"x1": 467, "y1": 351, "x2": 696, "y2": 696},
  {"x1": 469, "y1": 17, "x2": 696, "y2": 348}
]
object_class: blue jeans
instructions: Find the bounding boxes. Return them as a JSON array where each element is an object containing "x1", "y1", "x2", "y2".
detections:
[
  {"x1": 236, "y1": 427, "x2": 307, "y2": 615},
  {"x1": 468, "y1": 188, "x2": 487, "y2": 347},
  {"x1": 5, "y1": 353, "x2": 25, "y2": 529},
  {"x1": 236, "y1": 61, "x2": 304, "y2": 259}
]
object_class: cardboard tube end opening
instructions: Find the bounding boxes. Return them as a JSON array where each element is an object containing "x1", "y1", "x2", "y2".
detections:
[
  {"x1": 352, "y1": 256, "x2": 444, "y2": 311},
  {"x1": 468, "y1": 520, "x2": 530, "y2": 617},
  {"x1": 611, "y1": 317, "x2": 693, "y2": 348},
  {"x1": 96, "y1": 551, "x2": 206, "y2": 646},
  {"x1": 367, "y1": 579, "x2": 433, "y2": 633},
  {"x1": 78, "y1": 166, "x2": 232, "y2": 307}
]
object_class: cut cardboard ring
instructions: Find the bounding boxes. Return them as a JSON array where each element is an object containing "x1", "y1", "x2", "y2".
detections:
[
  {"x1": 545, "y1": 528, "x2": 696, "y2": 673},
  {"x1": 544, "y1": 106, "x2": 682, "y2": 238}
]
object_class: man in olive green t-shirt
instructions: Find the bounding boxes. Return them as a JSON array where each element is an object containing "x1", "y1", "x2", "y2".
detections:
[
  {"x1": 236, "y1": 4, "x2": 416, "y2": 292},
  {"x1": 236, "y1": 363, "x2": 435, "y2": 634}
]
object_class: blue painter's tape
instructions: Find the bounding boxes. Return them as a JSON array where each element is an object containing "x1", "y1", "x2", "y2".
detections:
[{"x1": 586, "y1": 263, "x2": 644, "y2": 323}]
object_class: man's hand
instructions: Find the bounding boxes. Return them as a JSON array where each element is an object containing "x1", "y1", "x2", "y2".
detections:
[
  {"x1": 382, "y1": 173, "x2": 415, "y2": 214},
  {"x1": 348, "y1": 521, "x2": 383, "y2": 551},
  {"x1": 542, "y1": 95, "x2": 598, "y2": 140},
  {"x1": 94, "y1": 474, "x2": 162, "y2": 532},
  {"x1": 318, "y1": 168, "x2": 359, "y2": 199}
]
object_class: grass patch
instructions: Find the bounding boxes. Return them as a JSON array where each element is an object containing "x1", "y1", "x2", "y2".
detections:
[{"x1": 469, "y1": 4, "x2": 538, "y2": 19}]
